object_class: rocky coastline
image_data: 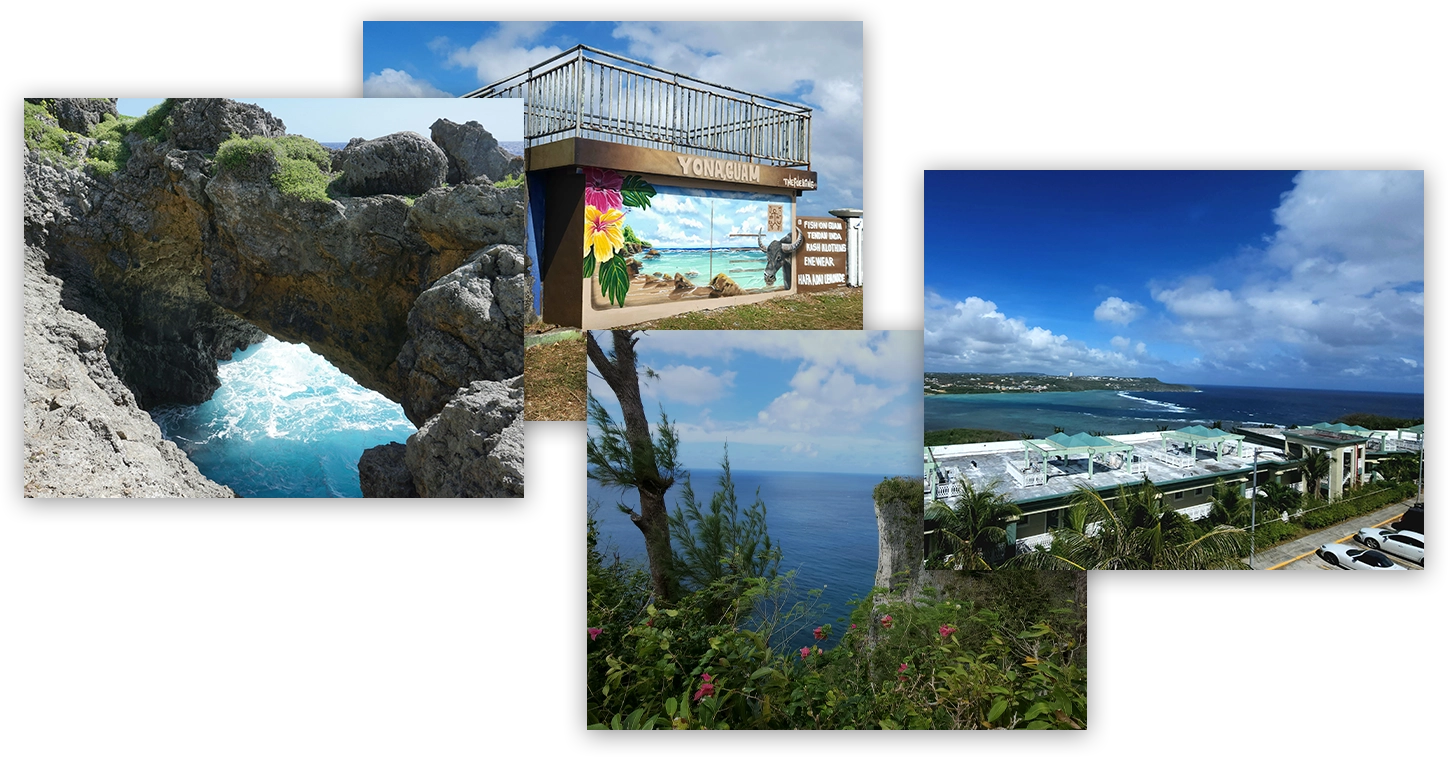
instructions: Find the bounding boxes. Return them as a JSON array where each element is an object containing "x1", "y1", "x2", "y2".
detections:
[{"x1": 23, "y1": 98, "x2": 527, "y2": 497}]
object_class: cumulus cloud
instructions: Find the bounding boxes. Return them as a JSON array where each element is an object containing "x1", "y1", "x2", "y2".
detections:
[
  {"x1": 1094, "y1": 296, "x2": 1144, "y2": 325},
  {"x1": 641, "y1": 364, "x2": 736, "y2": 405},
  {"x1": 362, "y1": 69, "x2": 453, "y2": 98},
  {"x1": 1110, "y1": 335, "x2": 1131, "y2": 351},
  {"x1": 1147, "y1": 171, "x2": 1423, "y2": 385},
  {"x1": 435, "y1": 22, "x2": 565, "y2": 85},
  {"x1": 757, "y1": 364, "x2": 905, "y2": 434},
  {"x1": 925, "y1": 292, "x2": 1159, "y2": 375}
]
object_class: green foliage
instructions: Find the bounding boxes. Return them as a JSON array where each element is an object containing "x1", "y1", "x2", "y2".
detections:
[
  {"x1": 668, "y1": 446, "x2": 781, "y2": 598},
  {"x1": 129, "y1": 99, "x2": 175, "y2": 142},
  {"x1": 586, "y1": 558, "x2": 1086, "y2": 729},
  {"x1": 585, "y1": 393, "x2": 680, "y2": 492},
  {"x1": 925, "y1": 479, "x2": 1022, "y2": 569},
  {"x1": 1298, "y1": 482, "x2": 1416, "y2": 530},
  {"x1": 924, "y1": 428, "x2": 1020, "y2": 446},
  {"x1": 493, "y1": 172, "x2": 524, "y2": 188},
  {"x1": 1333, "y1": 413, "x2": 1422, "y2": 429},
  {"x1": 84, "y1": 112, "x2": 138, "y2": 176},
  {"x1": 215, "y1": 134, "x2": 337, "y2": 203},
  {"x1": 23, "y1": 101, "x2": 73, "y2": 158}
]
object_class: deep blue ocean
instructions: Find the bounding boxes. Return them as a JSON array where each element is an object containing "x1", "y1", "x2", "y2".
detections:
[
  {"x1": 588, "y1": 469, "x2": 886, "y2": 649},
  {"x1": 925, "y1": 384, "x2": 1425, "y2": 439},
  {"x1": 150, "y1": 338, "x2": 416, "y2": 497}
]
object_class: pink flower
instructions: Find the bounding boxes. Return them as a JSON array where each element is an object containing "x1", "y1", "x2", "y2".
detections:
[
  {"x1": 584, "y1": 167, "x2": 623, "y2": 212},
  {"x1": 693, "y1": 672, "x2": 715, "y2": 701},
  {"x1": 850, "y1": 624, "x2": 856, "y2": 630},
  {"x1": 880, "y1": 615, "x2": 893, "y2": 629},
  {"x1": 800, "y1": 647, "x2": 811, "y2": 659},
  {"x1": 587, "y1": 627, "x2": 602, "y2": 641},
  {"x1": 939, "y1": 625, "x2": 956, "y2": 638},
  {"x1": 813, "y1": 626, "x2": 826, "y2": 640},
  {"x1": 898, "y1": 662, "x2": 908, "y2": 673}
]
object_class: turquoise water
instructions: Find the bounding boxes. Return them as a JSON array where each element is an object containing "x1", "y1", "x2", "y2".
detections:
[
  {"x1": 151, "y1": 337, "x2": 416, "y2": 498},
  {"x1": 637, "y1": 247, "x2": 780, "y2": 290}
]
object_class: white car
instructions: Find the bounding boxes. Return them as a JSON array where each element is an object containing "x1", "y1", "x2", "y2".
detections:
[
  {"x1": 1315, "y1": 543, "x2": 1407, "y2": 570},
  {"x1": 1357, "y1": 528, "x2": 1424, "y2": 566}
]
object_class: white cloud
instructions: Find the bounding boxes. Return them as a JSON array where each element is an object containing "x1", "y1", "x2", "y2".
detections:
[
  {"x1": 436, "y1": 22, "x2": 565, "y2": 85},
  {"x1": 1110, "y1": 335, "x2": 1131, "y2": 351},
  {"x1": 640, "y1": 364, "x2": 736, "y2": 405},
  {"x1": 361, "y1": 69, "x2": 453, "y2": 98},
  {"x1": 757, "y1": 365, "x2": 904, "y2": 434},
  {"x1": 1094, "y1": 296, "x2": 1144, "y2": 325}
]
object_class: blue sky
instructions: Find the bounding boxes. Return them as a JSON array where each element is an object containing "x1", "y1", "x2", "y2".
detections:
[
  {"x1": 361, "y1": 21, "x2": 863, "y2": 215},
  {"x1": 924, "y1": 171, "x2": 1424, "y2": 393},
  {"x1": 116, "y1": 98, "x2": 521, "y2": 143},
  {"x1": 587, "y1": 331, "x2": 921, "y2": 476}
]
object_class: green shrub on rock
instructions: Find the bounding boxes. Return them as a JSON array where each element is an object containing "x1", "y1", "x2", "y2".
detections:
[{"x1": 215, "y1": 134, "x2": 338, "y2": 203}]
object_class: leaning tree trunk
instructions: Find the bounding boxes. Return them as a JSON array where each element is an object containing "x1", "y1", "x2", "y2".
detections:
[{"x1": 586, "y1": 330, "x2": 677, "y2": 604}]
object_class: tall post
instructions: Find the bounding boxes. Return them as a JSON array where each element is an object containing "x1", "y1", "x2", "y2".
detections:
[{"x1": 1250, "y1": 448, "x2": 1259, "y2": 569}]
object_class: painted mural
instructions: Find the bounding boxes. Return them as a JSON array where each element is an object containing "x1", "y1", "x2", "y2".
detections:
[{"x1": 582, "y1": 167, "x2": 798, "y2": 310}]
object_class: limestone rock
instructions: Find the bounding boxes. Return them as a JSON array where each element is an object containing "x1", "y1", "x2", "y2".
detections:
[
  {"x1": 29, "y1": 98, "x2": 118, "y2": 135},
  {"x1": 405, "y1": 182, "x2": 525, "y2": 268},
  {"x1": 395, "y1": 244, "x2": 528, "y2": 424},
  {"x1": 23, "y1": 244, "x2": 233, "y2": 497},
  {"x1": 874, "y1": 478, "x2": 924, "y2": 595},
  {"x1": 333, "y1": 132, "x2": 447, "y2": 197},
  {"x1": 358, "y1": 442, "x2": 418, "y2": 498},
  {"x1": 709, "y1": 273, "x2": 746, "y2": 297},
  {"x1": 430, "y1": 118, "x2": 523, "y2": 184},
  {"x1": 405, "y1": 377, "x2": 524, "y2": 498},
  {"x1": 168, "y1": 98, "x2": 286, "y2": 154}
]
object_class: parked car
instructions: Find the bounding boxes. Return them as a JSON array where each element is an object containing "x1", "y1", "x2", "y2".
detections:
[
  {"x1": 1315, "y1": 543, "x2": 1407, "y2": 570},
  {"x1": 1394, "y1": 503, "x2": 1424, "y2": 534},
  {"x1": 1357, "y1": 527, "x2": 1424, "y2": 565}
]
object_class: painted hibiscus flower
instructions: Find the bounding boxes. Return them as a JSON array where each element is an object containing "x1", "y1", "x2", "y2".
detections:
[
  {"x1": 585, "y1": 205, "x2": 626, "y2": 263},
  {"x1": 584, "y1": 167, "x2": 623, "y2": 212}
]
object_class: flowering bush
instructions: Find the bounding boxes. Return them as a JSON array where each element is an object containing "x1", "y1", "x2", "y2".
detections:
[{"x1": 587, "y1": 553, "x2": 1086, "y2": 729}]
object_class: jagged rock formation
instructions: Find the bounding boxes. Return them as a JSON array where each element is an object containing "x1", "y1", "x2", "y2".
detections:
[
  {"x1": 23, "y1": 98, "x2": 528, "y2": 498},
  {"x1": 404, "y1": 377, "x2": 524, "y2": 498},
  {"x1": 26, "y1": 97, "x2": 118, "y2": 134},
  {"x1": 332, "y1": 132, "x2": 447, "y2": 197},
  {"x1": 430, "y1": 118, "x2": 523, "y2": 184},
  {"x1": 167, "y1": 99, "x2": 285, "y2": 154},
  {"x1": 357, "y1": 442, "x2": 417, "y2": 498},
  {"x1": 874, "y1": 477, "x2": 925, "y2": 595}
]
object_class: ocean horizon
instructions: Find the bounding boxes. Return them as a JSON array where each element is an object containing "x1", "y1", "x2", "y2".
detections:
[
  {"x1": 925, "y1": 383, "x2": 1424, "y2": 439},
  {"x1": 588, "y1": 468, "x2": 899, "y2": 648}
]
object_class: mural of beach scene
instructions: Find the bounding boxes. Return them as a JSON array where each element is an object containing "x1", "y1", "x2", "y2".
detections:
[{"x1": 584, "y1": 172, "x2": 798, "y2": 310}]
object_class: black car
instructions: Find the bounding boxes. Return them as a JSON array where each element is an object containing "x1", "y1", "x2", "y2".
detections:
[{"x1": 1394, "y1": 503, "x2": 1424, "y2": 534}]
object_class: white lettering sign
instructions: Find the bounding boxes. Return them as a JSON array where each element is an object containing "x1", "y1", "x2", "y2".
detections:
[
  {"x1": 798, "y1": 272, "x2": 846, "y2": 286},
  {"x1": 676, "y1": 155, "x2": 762, "y2": 183}
]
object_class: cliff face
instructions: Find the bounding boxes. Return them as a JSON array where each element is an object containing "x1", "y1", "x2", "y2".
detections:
[{"x1": 23, "y1": 98, "x2": 528, "y2": 497}]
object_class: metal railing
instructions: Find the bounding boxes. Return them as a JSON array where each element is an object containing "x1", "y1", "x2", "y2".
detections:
[
  {"x1": 465, "y1": 45, "x2": 812, "y2": 167},
  {"x1": 1006, "y1": 459, "x2": 1047, "y2": 487}
]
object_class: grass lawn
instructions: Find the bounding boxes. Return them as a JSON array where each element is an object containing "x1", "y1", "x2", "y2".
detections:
[
  {"x1": 626, "y1": 286, "x2": 863, "y2": 330},
  {"x1": 524, "y1": 332, "x2": 585, "y2": 421}
]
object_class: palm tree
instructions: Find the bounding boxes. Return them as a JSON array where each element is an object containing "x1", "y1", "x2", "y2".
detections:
[
  {"x1": 924, "y1": 479, "x2": 1022, "y2": 569},
  {"x1": 1258, "y1": 480, "x2": 1300, "y2": 518},
  {"x1": 1011, "y1": 478, "x2": 1250, "y2": 570},
  {"x1": 1299, "y1": 449, "x2": 1331, "y2": 501},
  {"x1": 1207, "y1": 479, "x2": 1250, "y2": 528}
]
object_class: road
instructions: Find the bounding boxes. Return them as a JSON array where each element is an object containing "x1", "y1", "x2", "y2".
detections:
[{"x1": 1245, "y1": 500, "x2": 1422, "y2": 571}]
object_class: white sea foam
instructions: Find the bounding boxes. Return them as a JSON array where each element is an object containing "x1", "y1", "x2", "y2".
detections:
[{"x1": 1117, "y1": 391, "x2": 1191, "y2": 413}]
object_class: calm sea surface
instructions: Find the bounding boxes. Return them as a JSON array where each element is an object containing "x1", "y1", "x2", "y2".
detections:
[
  {"x1": 588, "y1": 469, "x2": 887, "y2": 648},
  {"x1": 925, "y1": 385, "x2": 1425, "y2": 439}
]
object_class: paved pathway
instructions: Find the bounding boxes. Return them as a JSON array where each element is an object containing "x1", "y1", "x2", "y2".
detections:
[{"x1": 1247, "y1": 499, "x2": 1419, "y2": 570}]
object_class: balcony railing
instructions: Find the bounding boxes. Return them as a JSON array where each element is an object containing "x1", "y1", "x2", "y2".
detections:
[
  {"x1": 1150, "y1": 448, "x2": 1195, "y2": 469},
  {"x1": 464, "y1": 45, "x2": 812, "y2": 168},
  {"x1": 1006, "y1": 459, "x2": 1047, "y2": 487}
]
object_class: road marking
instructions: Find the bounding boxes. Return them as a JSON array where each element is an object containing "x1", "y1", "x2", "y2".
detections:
[{"x1": 1268, "y1": 515, "x2": 1413, "y2": 567}]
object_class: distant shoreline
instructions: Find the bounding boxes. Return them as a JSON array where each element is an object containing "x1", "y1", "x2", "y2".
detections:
[{"x1": 925, "y1": 374, "x2": 1196, "y2": 395}]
